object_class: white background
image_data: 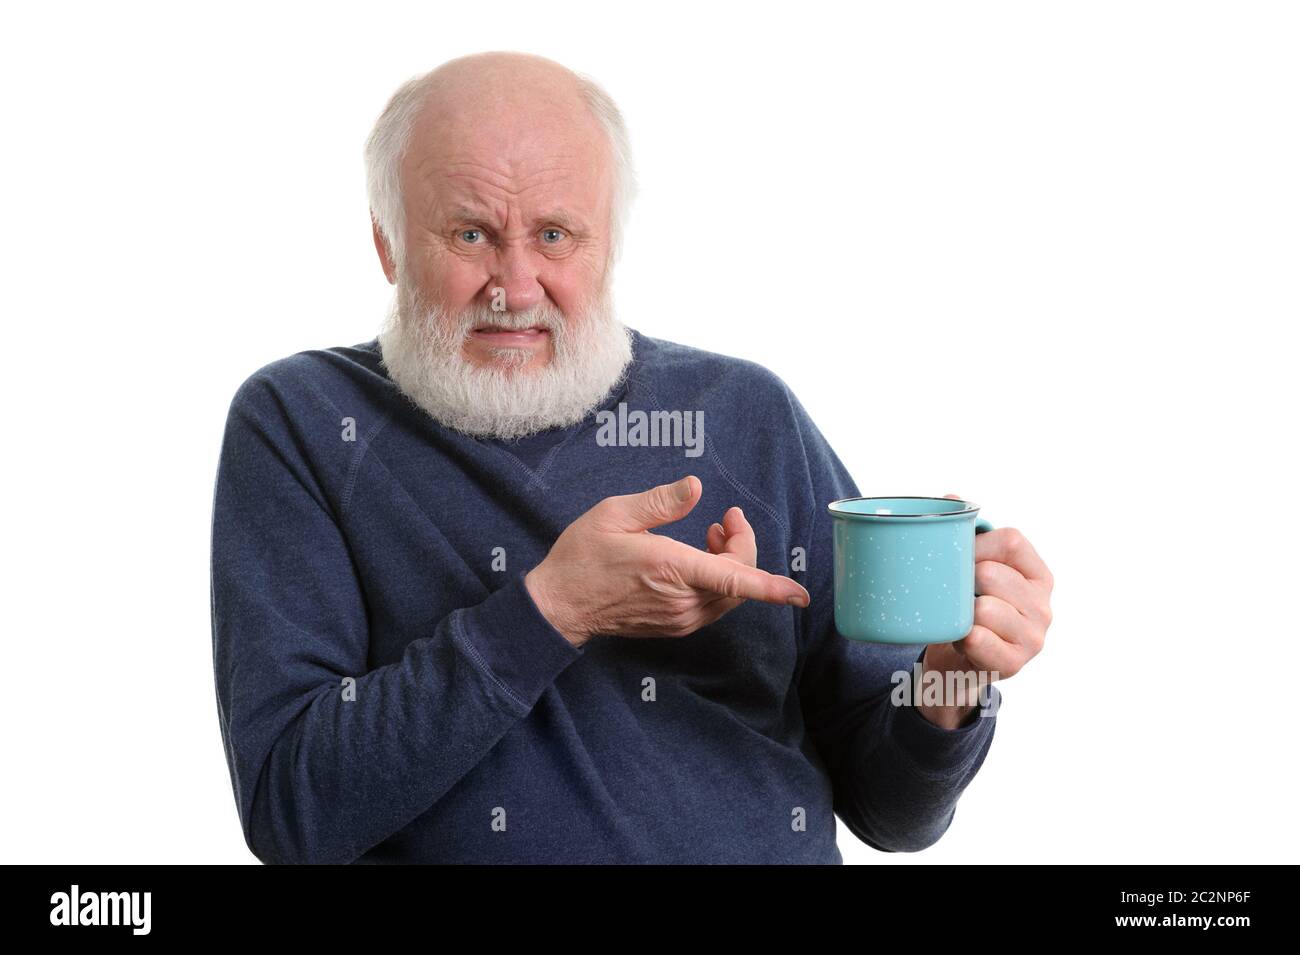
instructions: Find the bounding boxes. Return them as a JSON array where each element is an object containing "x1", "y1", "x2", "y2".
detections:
[{"x1": 2, "y1": 0, "x2": 1296, "y2": 864}]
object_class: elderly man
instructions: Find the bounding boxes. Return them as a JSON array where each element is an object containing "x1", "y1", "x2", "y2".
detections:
[{"x1": 210, "y1": 51, "x2": 1053, "y2": 864}]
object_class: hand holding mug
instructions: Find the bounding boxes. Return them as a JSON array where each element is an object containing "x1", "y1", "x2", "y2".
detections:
[
  {"x1": 828, "y1": 492, "x2": 1054, "y2": 728},
  {"x1": 921, "y1": 493, "x2": 1054, "y2": 687}
]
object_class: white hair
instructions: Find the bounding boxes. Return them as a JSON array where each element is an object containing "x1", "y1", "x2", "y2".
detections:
[
  {"x1": 377, "y1": 267, "x2": 634, "y2": 439},
  {"x1": 363, "y1": 60, "x2": 638, "y2": 276}
]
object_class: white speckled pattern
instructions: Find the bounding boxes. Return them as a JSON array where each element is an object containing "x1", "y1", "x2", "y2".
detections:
[{"x1": 829, "y1": 496, "x2": 992, "y2": 644}]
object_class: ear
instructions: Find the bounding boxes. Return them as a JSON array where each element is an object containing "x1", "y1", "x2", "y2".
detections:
[{"x1": 371, "y1": 214, "x2": 397, "y2": 285}]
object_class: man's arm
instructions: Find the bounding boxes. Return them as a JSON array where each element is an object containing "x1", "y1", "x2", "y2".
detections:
[
  {"x1": 779, "y1": 381, "x2": 1000, "y2": 853},
  {"x1": 209, "y1": 373, "x2": 584, "y2": 864}
]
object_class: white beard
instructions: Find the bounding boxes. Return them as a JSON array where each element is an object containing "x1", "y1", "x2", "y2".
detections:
[{"x1": 377, "y1": 277, "x2": 634, "y2": 440}]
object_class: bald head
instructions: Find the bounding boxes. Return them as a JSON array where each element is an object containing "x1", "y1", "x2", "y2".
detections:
[
  {"x1": 417, "y1": 51, "x2": 598, "y2": 131},
  {"x1": 364, "y1": 52, "x2": 636, "y2": 281}
]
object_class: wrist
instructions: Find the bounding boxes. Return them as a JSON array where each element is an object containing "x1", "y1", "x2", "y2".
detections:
[
  {"x1": 916, "y1": 699, "x2": 979, "y2": 730},
  {"x1": 916, "y1": 646, "x2": 981, "y2": 729},
  {"x1": 524, "y1": 565, "x2": 591, "y2": 648}
]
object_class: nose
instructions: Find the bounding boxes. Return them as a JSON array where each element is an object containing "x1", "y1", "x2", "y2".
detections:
[{"x1": 485, "y1": 245, "x2": 544, "y2": 312}]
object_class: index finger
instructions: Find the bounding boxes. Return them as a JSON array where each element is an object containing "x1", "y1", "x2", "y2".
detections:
[{"x1": 670, "y1": 541, "x2": 809, "y2": 606}]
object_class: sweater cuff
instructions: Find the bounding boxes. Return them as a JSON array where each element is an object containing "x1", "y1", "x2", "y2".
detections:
[
  {"x1": 452, "y1": 572, "x2": 586, "y2": 714},
  {"x1": 890, "y1": 649, "x2": 1001, "y2": 774}
]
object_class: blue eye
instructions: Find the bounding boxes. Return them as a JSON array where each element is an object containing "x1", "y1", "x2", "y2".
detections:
[
  {"x1": 541, "y1": 229, "x2": 564, "y2": 244},
  {"x1": 459, "y1": 229, "x2": 483, "y2": 244}
]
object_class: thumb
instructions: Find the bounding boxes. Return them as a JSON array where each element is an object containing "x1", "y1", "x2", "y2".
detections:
[
  {"x1": 942, "y1": 493, "x2": 963, "y2": 500},
  {"x1": 604, "y1": 475, "x2": 701, "y2": 532}
]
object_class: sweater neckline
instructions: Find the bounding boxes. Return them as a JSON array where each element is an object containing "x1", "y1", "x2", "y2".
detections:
[
  {"x1": 477, "y1": 352, "x2": 636, "y2": 485},
  {"x1": 472, "y1": 327, "x2": 642, "y2": 485}
]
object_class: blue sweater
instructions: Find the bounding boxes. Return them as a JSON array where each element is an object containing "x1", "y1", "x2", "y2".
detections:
[{"x1": 209, "y1": 330, "x2": 999, "y2": 864}]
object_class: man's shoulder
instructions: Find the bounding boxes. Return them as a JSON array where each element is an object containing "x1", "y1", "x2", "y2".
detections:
[
  {"x1": 629, "y1": 329, "x2": 796, "y2": 410},
  {"x1": 228, "y1": 338, "x2": 389, "y2": 415},
  {"x1": 217, "y1": 340, "x2": 391, "y2": 498}
]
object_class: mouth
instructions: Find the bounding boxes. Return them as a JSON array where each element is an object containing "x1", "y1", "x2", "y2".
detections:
[{"x1": 469, "y1": 325, "x2": 551, "y2": 348}]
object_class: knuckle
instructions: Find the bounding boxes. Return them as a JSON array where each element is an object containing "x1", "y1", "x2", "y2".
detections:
[
  {"x1": 648, "y1": 554, "x2": 684, "y2": 587},
  {"x1": 717, "y1": 569, "x2": 743, "y2": 600},
  {"x1": 964, "y1": 624, "x2": 994, "y2": 652},
  {"x1": 666, "y1": 616, "x2": 697, "y2": 637},
  {"x1": 975, "y1": 560, "x2": 999, "y2": 588},
  {"x1": 659, "y1": 588, "x2": 693, "y2": 615}
]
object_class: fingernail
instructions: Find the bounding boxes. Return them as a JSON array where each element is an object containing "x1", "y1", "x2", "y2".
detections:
[
  {"x1": 788, "y1": 594, "x2": 807, "y2": 607},
  {"x1": 675, "y1": 477, "x2": 694, "y2": 501}
]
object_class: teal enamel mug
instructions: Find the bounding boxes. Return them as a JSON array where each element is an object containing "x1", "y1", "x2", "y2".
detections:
[{"x1": 828, "y1": 496, "x2": 995, "y2": 644}]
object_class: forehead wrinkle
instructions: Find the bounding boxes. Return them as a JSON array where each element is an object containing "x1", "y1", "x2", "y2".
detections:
[
  {"x1": 437, "y1": 158, "x2": 584, "y2": 188},
  {"x1": 408, "y1": 115, "x2": 595, "y2": 180},
  {"x1": 423, "y1": 163, "x2": 595, "y2": 225},
  {"x1": 412, "y1": 159, "x2": 565, "y2": 209}
]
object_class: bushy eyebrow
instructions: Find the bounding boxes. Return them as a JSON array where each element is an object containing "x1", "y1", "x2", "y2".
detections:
[{"x1": 444, "y1": 205, "x2": 584, "y2": 232}]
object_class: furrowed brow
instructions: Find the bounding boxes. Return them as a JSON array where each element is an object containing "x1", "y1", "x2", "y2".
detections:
[
  {"x1": 444, "y1": 205, "x2": 585, "y2": 231},
  {"x1": 538, "y1": 210, "x2": 585, "y2": 231},
  {"x1": 446, "y1": 205, "x2": 499, "y2": 227}
]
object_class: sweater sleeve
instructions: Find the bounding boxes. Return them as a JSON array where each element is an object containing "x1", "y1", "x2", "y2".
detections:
[
  {"x1": 209, "y1": 372, "x2": 585, "y2": 864},
  {"x1": 780, "y1": 381, "x2": 1000, "y2": 853}
]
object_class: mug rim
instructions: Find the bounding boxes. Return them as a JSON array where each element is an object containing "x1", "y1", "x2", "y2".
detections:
[{"x1": 827, "y1": 495, "x2": 980, "y2": 519}]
